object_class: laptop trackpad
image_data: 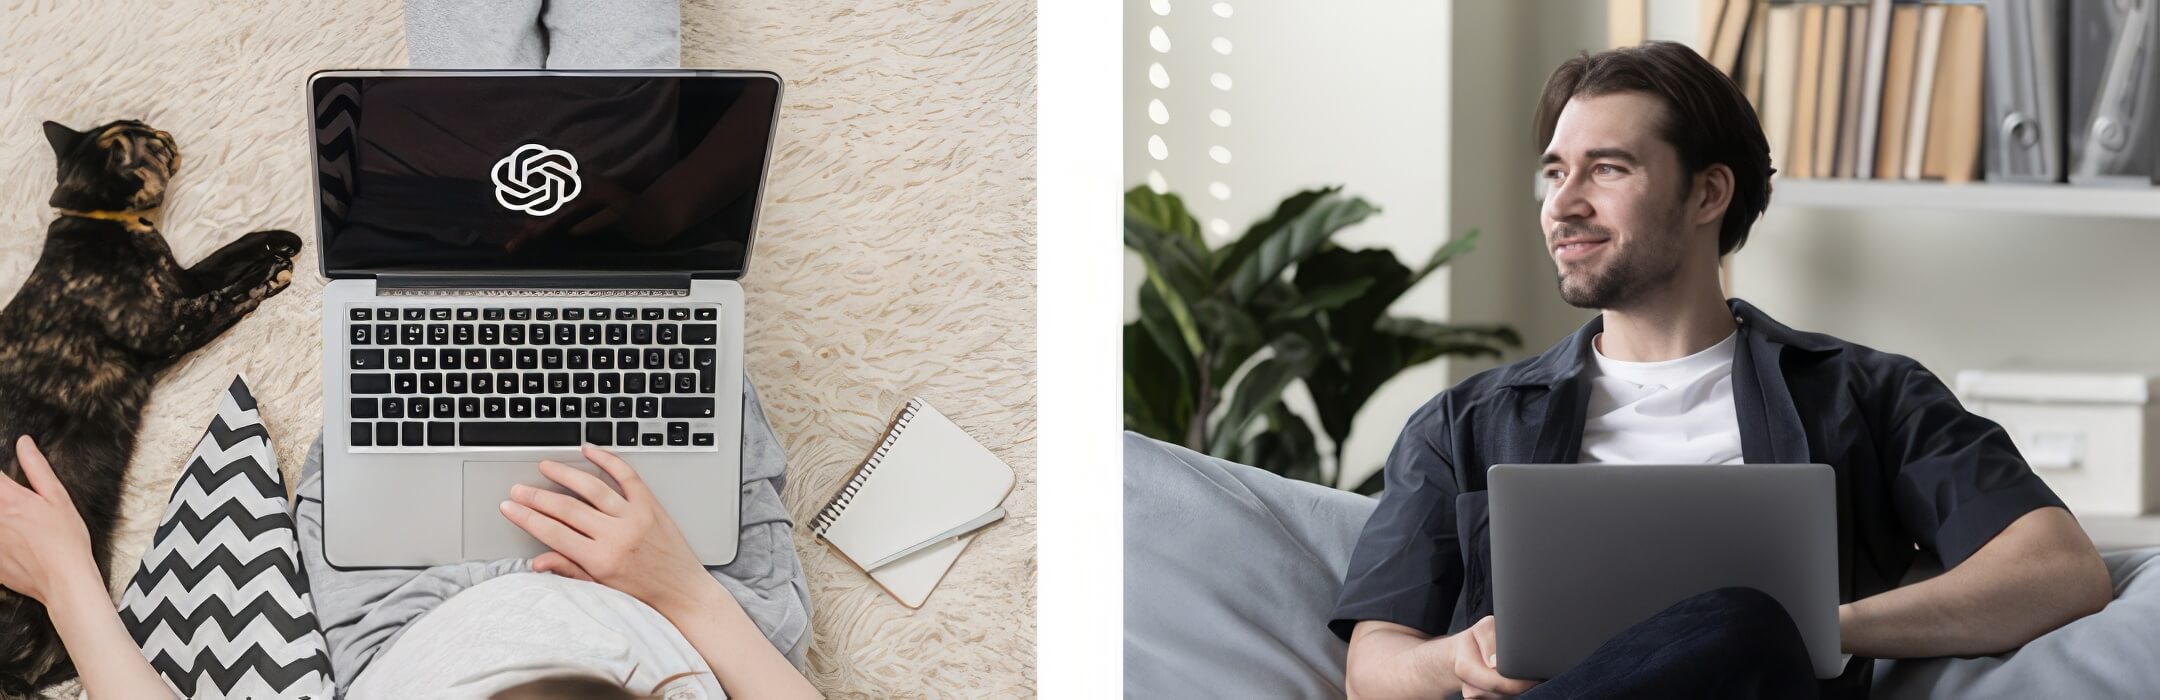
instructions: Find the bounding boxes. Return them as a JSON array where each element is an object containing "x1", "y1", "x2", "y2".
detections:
[{"x1": 461, "y1": 460, "x2": 622, "y2": 561}]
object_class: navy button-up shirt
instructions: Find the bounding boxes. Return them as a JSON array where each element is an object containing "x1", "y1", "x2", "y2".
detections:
[{"x1": 1329, "y1": 298, "x2": 2066, "y2": 693}]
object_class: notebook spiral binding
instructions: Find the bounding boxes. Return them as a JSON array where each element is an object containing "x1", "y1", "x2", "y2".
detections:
[{"x1": 810, "y1": 398, "x2": 925, "y2": 536}]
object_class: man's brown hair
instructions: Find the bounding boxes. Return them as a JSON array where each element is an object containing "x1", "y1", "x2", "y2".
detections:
[
  {"x1": 1533, "y1": 40, "x2": 1774, "y2": 257},
  {"x1": 490, "y1": 671, "x2": 712, "y2": 699}
]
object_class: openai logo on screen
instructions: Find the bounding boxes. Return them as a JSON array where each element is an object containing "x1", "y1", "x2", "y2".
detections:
[{"x1": 492, "y1": 143, "x2": 582, "y2": 216}]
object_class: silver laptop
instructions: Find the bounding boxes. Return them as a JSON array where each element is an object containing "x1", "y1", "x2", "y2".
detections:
[
  {"x1": 309, "y1": 69, "x2": 783, "y2": 568},
  {"x1": 1488, "y1": 463, "x2": 1843, "y2": 680}
]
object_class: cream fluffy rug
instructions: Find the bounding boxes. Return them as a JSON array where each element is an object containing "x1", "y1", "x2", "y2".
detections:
[{"x1": 0, "y1": 1, "x2": 1035, "y2": 697}]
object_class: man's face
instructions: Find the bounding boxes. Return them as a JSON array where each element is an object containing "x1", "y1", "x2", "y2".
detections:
[{"x1": 1538, "y1": 92, "x2": 1696, "y2": 311}]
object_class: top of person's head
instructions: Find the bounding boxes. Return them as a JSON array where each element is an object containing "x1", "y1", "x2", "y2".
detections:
[
  {"x1": 490, "y1": 671, "x2": 709, "y2": 699},
  {"x1": 1532, "y1": 40, "x2": 1774, "y2": 257}
]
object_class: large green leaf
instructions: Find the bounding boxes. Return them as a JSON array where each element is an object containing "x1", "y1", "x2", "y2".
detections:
[
  {"x1": 1226, "y1": 193, "x2": 1379, "y2": 303},
  {"x1": 1374, "y1": 316, "x2": 1524, "y2": 350},
  {"x1": 1124, "y1": 312, "x2": 1193, "y2": 442},
  {"x1": 1125, "y1": 216, "x2": 1214, "y2": 356},
  {"x1": 1306, "y1": 324, "x2": 1513, "y2": 452},
  {"x1": 1293, "y1": 247, "x2": 1412, "y2": 352},
  {"x1": 1190, "y1": 297, "x2": 1264, "y2": 391},
  {"x1": 1125, "y1": 218, "x2": 1213, "y2": 303},
  {"x1": 1268, "y1": 276, "x2": 1377, "y2": 323},
  {"x1": 1135, "y1": 281, "x2": 1196, "y2": 384},
  {"x1": 1408, "y1": 229, "x2": 1483, "y2": 287},
  {"x1": 1212, "y1": 187, "x2": 1338, "y2": 281},
  {"x1": 1208, "y1": 334, "x2": 1319, "y2": 455},
  {"x1": 1245, "y1": 405, "x2": 1323, "y2": 484},
  {"x1": 1125, "y1": 186, "x2": 1206, "y2": 249}
]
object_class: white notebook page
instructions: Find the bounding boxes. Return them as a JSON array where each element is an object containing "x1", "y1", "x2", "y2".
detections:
[{"x1": 819, "y1": 399, "x2": 1015, "y2": 577}]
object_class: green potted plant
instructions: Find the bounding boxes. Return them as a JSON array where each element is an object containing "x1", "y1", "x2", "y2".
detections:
[{"x1": 1124, "y1": 185, "x2": 1521, "y2": 493}]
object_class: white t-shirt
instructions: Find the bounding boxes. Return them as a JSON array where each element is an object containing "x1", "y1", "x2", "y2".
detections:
[
  {"x1": 1580, "y1": 329, "x2": 1744, "y2": 465},
  {"x1": 348, "y1": 573, "x2": 722, "y2": 700}
]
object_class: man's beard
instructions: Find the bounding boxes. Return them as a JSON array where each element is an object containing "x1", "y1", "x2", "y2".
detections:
[{"x1": 1552, "y1": 216, "x2": 1686, "y2": 310}]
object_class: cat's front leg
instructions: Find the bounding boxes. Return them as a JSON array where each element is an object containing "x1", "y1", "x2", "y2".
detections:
[
  {"x1": 180, "y1": 230, "x2": 301, "y2": 295},
  {"x1": 124, "y1": 232, "x2": 298, "y2": 361}
]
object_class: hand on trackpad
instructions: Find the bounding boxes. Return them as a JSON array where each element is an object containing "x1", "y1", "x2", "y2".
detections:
[{"x1": 461, "y1": 460, "x2": 621, "y2": 560}]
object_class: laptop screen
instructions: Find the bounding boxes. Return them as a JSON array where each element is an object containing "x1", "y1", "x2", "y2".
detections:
[{"x1": 310, "y1": 71, "x2": 780, "y2": 278}]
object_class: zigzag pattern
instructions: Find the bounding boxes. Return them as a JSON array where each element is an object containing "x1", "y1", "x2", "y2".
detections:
[
  {"x1": 125, "y1": 562, "x2": 311, "y2": 615},
  {"x1": 134, "y1": 620, "x2": 327, "y2": 667},
  {"x1": 199, "y1": 413, "x2": 269, "y2": 452},
  {"x1": 159, "y1": 461, "x2": 287, "y2": 523},
  {"x1": 135, "y1": 521, "x2": 299, "y2": 578},
  {"x1": 168, "y1": 452, "x2": 284, "y2": 504},
  {"x1": 146, "y1": 647, "x2": 331, "y2": 697},
  {"x1": 151, "y1": 499, "x2": 294, "y2": 544},
  {"x1": 122, "y1": 376, "x2": 331, "y2": 698},
  {"x1": 121, "y1": 596, "x2": 318, "y2": 649}
]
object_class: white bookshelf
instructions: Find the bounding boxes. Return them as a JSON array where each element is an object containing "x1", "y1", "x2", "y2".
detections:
[
  {"x1": 1772, "y1": 179, "x2": 2160, "y2": 219},
  {"x1": 2083, "y1": 515, "x2": 2160, "y2": 552}
]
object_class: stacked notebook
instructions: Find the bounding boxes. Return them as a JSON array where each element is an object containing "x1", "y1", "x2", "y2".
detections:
[{"x1": 810, "y1": 398, "x2": 1016, "y2": 608}]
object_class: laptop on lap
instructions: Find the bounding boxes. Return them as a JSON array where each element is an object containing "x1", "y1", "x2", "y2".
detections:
[
  {"x1": 1488, "y1": 463, "x2": 1845, "y2": 680},
  {"x1": 310, "y1": 69, "x2": 783, "y2": 568}
]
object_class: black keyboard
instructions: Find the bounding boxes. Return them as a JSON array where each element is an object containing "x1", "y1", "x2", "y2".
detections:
[{"x1": 344, "y1": 303, "x2": 725, "y2": 450}]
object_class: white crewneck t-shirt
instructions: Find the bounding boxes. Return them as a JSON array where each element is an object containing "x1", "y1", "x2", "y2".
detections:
[
  {"x1": 1580, "y1": 329, "x2": 1744, "y2": 465},
  {"x1": 348, "y1": 573, "x2": 722, "y2": 700}
]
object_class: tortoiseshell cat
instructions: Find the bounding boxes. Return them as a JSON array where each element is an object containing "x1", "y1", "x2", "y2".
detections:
[{"x1": 0, "y1": 120, "x2": 300, "y2": 695}]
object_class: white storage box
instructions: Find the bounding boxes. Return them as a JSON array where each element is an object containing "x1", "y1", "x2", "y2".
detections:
[{"x1": 1955, "y1": 369, "x2": 2160, "y2": 516}]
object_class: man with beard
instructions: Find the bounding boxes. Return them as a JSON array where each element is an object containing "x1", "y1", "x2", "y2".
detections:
[{"x1": 1329, "y1": 42, "x2": 2113, "y2": 699}]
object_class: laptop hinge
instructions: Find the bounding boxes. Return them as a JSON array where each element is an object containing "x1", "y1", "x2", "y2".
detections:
[{"x1": 375, "y1": 272, "x2": 692, "y2": 297}]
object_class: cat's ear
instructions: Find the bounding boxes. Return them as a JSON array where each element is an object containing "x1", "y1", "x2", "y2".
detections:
[{"x1": 42, "y1": 120, "x2": 82, "y2": 159}]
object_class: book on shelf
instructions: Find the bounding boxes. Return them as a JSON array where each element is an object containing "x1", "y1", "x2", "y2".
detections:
[
  {"x1": 1874, "y1": 2, "x2": 1923, "y2": 179},
  {"x1": 1901, "y1": 3, "x2": 1947, "y2": 180},
  {"x1": 1813, "y1": 3, "x2": 1848, "y2": 179},
  {"x1": 1711, "y1": 0, "x2": 1755, "y2": 73},
  {"x1": 1621, "y1": 0, "x2": 2131, "y2": 188},
  {"x1": 1791, "y1": 2, "x2": 1826, "y2": 179},
  {"x1": 1921, "y1": 4, "x2": 1985, "y2": 183},
  {"x1": 1763, "y1": 4, "x2": 1802, "y2": 175},
  {"x1": 1854, "y1": 0, "x2": 1896, "y2": 177},
  {"x1": 1836, "y1": 5, "x2": 1871, "y2": 178},
  {"x1": 1743, "y1": 2, "x2": 1771, "y2": 107}
]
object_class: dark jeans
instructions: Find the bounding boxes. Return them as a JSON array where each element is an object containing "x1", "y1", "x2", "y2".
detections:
[{"x1": 1515, "y1": 586, "x2": 1836, "y2": 700}]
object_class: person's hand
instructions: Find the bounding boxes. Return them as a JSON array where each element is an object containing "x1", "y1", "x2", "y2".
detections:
[
  {"x1": 499, "y1": 443, "x2": 725, "y2": 617},
  {"x1": 0, "y1": 435, "x2": 101, "y2": 605},
  {"x1": 1449, "y1": 615, "x2": 1540, "y2": 698}
]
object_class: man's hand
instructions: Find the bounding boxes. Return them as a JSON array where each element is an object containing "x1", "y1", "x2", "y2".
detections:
[
  {"x1": 0, "y1": 435, "x2": 101, "y2": 604},
  {"x1": 2, "y1": 436, "x2": 177, "y2": 699},
  {"x1": 499, "y1": 442, "x2": 726, "y2": 618},
  {"x1": 1452, "y1": 616, "x2": 1541, "y2": 698},
  {"x1": 1345, "y1": 618, "x2": 1539, "y2": 699}
]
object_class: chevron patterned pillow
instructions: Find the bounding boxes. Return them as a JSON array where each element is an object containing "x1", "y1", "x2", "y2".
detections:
[{"x1": 118, "y1": 376, "x2": 333, "y2": 699}]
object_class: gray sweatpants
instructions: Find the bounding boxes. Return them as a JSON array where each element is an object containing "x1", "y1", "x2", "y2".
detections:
[
  {"x1": 295, "y1": 378, "x2": 812, "y2": 695},
  {"x1": 403, "y1": 0, "x2": 681, "y2": 69}
]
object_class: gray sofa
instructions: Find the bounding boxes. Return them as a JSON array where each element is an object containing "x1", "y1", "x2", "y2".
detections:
[{"x1": 1124, "y1": 433, "x2": 2160, "y2": 698}]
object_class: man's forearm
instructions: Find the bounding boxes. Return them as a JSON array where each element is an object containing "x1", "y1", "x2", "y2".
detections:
[
  {"x1": 1345, "y1": 623, "x2": 1459, "y2": 699},
  {"x1": 1842, "y1": 507, "x2": 2111, "y2": 659},
  {"x1": 44, "y1": 567, "x2": 176, "y2": 699},
  {"x1": 659, "y1": 577, "x2": 822, "y2": 700}
]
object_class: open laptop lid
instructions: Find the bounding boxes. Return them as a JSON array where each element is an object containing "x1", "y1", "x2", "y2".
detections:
[{"x1": 308, "y1": 69, "x2": 782, "y2": 281}]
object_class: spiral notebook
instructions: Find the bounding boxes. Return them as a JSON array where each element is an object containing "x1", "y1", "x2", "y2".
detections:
[{"x1": 810, "y1": 398, "x2": 1016, "y2": 608}]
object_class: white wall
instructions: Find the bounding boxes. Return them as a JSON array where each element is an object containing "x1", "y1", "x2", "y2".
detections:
[
  {"x1": 1732, "y1": 207, "x2": 2160, "y2": 382},
  {"x1": 1124, "y1": 0, "x2": 1453, "y2": 487}
]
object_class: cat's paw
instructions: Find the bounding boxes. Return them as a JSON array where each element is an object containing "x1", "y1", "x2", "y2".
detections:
[
  {"x1": 243, "y1": 230, "x2": 303, "y2": 259},
  {"x1": 257, "y1": 255, "x2": 295, "y2": 298}
]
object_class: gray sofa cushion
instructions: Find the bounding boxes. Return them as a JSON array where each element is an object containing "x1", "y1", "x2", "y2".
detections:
[
  {"x1": 1123, "y1": 433, "x2": 1376, "y2": 698},
  {"x1": 1123, "y1": 433, "x2": 2160, "y2": 698},
  {"x1": 1872, "y1": 546, "x2": 2160, "y2": 698}
]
